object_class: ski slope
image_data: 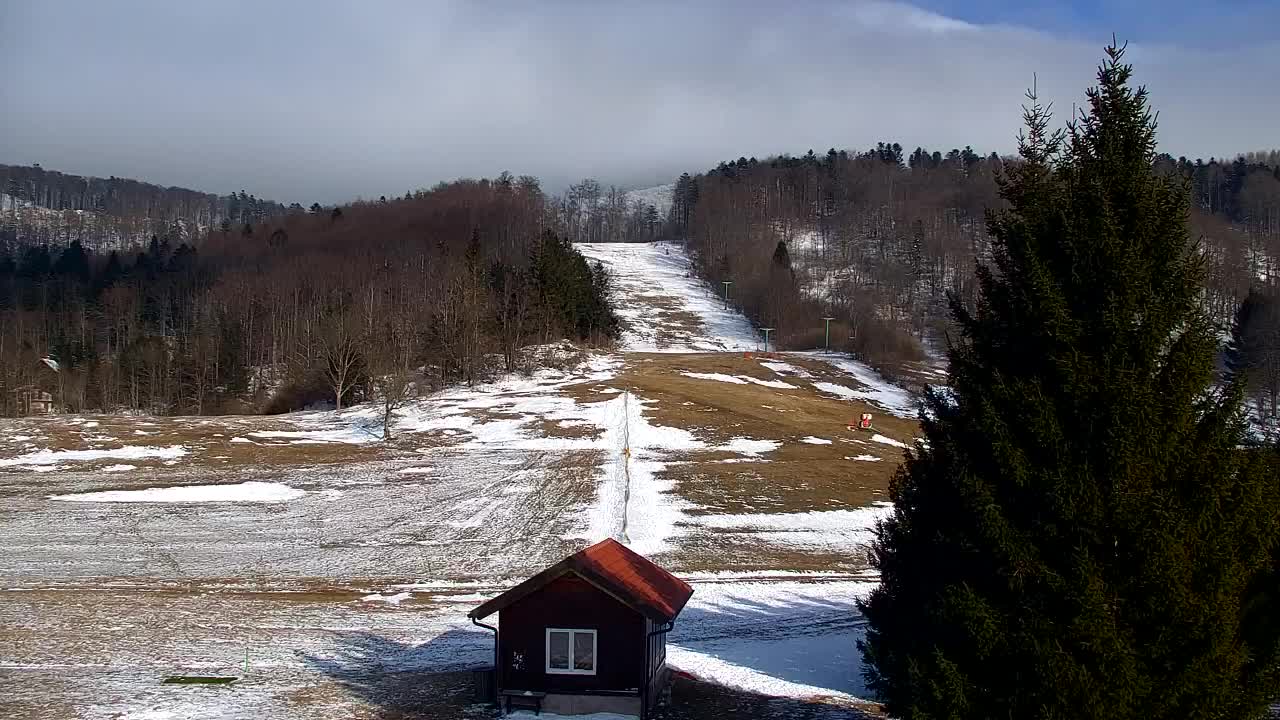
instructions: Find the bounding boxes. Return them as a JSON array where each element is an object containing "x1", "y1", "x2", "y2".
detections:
[
  {"x1": 577, "y1": 241, "x2": 759, "y2": 353},
  {"x1": 1, "y1": 241, "x2": 915, "y2": 719}
]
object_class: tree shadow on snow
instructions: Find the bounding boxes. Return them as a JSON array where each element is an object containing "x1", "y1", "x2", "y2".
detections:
[
  {"x1": 298, "y1": 592, "x2": 877, "y2": 718},
  {"x1": 297, "y1": 628, "x2": 493, "y2": 719},
  {"x1": 661, "y1": 673, "x2": 883, "y2": 720},
  {"x1": 669, "y1": 590, "x2": 875, "y2": 707}
]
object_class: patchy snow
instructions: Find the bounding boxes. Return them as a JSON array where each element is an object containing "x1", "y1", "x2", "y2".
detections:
[
  {"x1": 715, "y1": 438, "x2": 780, "y2": 456},
  {"x1": 800, "y1": 436, "x2": 832, "y2": 445},
  {"x1": 0, "y1": 445, "x2": 188, "y2": 468},
  {"x1": 1, "y1": 236, "x2": 913, "y2": 717},
  {"x1": 846, "y1": 454, "x2": 882, "y2": 462},
  {"x1": 759, "y1": 360, "x2": 810, "y2": 378},
  {"x1": 679, "y1": 569, "x2": 870, "y2": 581},
  {"x1": 504, "y1": 707, "x2": 634, "y2": 712},
  {"x1": 804, "y1": 353, "x2": 917, "y2": 418},
  {"x1": 248, "y1": 428, "x2": 376, "y2": 444},
  {"x1": 359, "y1": 591, "x2": 412, "y2": 605},
  {"x1": 386, "y1": 353, "x2": 622, "y2": 454},
  {"x1": 812, "y1": 381, "x2": 861, "y2": 400},
  {"x1": 871, "y1": 433, "x2": 909, "y2": 449},
  {"x1": 583, "y1": 392, "x2": 702, "y2": 556},
  {"x1": 681, "y1": 371, "x2": 794, "y2": 389},
  {"x1": 693, "y1": 504, "x2": 892, "y2": 551},
  {"x1": 102, "y1": 464, "x2": 137, "y2": 473},
  {"x1": 50, "y1": 481, "x2": 306, "y2": 504},
  {"x1": 575, "y1": 242, "x2": 759, "y2": 352}
]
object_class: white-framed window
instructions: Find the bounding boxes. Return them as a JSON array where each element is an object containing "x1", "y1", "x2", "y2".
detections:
[{"x1": 545, "y1": 628, "x2": 597, "y2": 675}]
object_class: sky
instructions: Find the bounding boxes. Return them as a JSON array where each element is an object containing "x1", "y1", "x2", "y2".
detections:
[{"x1": 2, "y1": 1, "x2": 1276, "y2": 205}]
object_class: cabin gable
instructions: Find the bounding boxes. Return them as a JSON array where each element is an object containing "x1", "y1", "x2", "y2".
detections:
[{"x1": 498, "y1": 572, "x2": 645, "y2": 694}]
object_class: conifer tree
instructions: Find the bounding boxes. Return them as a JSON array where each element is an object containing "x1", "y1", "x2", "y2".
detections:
[
  {"x1": 1226, "y1": 285, "x2": 1280, "y2": 439},
  {"x1": 858, "y1": 43, "x2": 1280, "y2": 720}
]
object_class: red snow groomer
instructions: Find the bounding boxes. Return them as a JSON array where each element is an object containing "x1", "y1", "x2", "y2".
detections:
[{"x1": 847, "y1": 412, "x2": 874, "y2": 432}]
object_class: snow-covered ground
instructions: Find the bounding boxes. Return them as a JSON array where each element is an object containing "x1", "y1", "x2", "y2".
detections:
[
  {"x1": 577, "y1": 241, "x2": 760, "y2": 353},
  {"x1": 1, "y1": 241, "x2": 910, "y2": 719},
  {"x1": 803, "y1": 353, "x2": 918, "y2": 419},
  {"x1": 624, "y1": 183, "x2": 675, "y2": 217}
]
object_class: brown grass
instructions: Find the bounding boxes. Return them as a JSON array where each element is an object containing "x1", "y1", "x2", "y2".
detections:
[
  {"x1": 603, "y1": 352, "x2": 914, "y2": 509},
  {"x1": 562, "y1": 351, "x2": 919, "y2": 573}
]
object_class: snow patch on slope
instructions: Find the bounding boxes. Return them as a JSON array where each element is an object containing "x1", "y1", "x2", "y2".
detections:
[
  {"x1": 584, "y1": 392, "x2": 702, "y2": 556},
  {"x1": 0, "y1": 445, "x2": 188, "y2": 468},
  {"x1": 681, "y1": 372, "x2": 793, "y2": 389},
  {"x1": 871, "y1": 433, "x2": 908, "y2": 449},
  {"x1": 51, "y1": 481, "x2": 305, "y2": 503},
  {"x1": 803, "y1": 352, "x2": 917, "y2": 418},
  {"x1": 694, "y1": 503, "x2": 892, "y2": 551},
  {"x1": 575, "y1": 242, "x2": 759, "y2": 353},
  {"x1": 716, "y1": 438, "x2": 780, "y2": 456}
]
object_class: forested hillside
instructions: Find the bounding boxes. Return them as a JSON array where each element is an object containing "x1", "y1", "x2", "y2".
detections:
[
  {"x1": 660, "y1": 147, "x2": 1280, "y2": 364},
  {"x1": 0, "y1": 163, "x2": 293, "y2": 252},
  {"x1": 554, "y1": 178, "x2": 667, "y2": 245},
  {"x1": 0, "y1": 176, "x2": 617, "y2": 416}
]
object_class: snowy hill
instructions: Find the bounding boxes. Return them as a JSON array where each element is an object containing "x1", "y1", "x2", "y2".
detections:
[
  {"x1": 625, "y1": 182, "x2": 674, "y2": 216},
  {"x1": 1, "y1": 163, "x2": 288, "y2": 251},
  {"x1": 0, "y1": 241, "x2": 914, "y2": 719},
  {"x1": 577, "y1": 241, "x2": 758, "y2": 352}
]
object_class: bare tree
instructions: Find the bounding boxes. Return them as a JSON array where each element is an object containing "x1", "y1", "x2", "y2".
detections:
[
  {"x1": 371, "y1": 368, "x2": 412, "y2": 440},
  {"x1": 368, "y1": 308, "x2": 416, "y2": 439},
  {"x1": 318, "y1": 315, "x2": 363, "y2": 411}
]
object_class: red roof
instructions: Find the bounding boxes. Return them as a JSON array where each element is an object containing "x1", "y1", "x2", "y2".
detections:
[{"x1": 469, "y1": 538, "x2": 693, "y2": 623}]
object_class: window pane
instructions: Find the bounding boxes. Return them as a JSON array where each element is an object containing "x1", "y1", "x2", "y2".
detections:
[
  {"x1": 573, "y1": 631, "x2": 594, "y2": 671},
  {"x1": 548, "y1": 631, "x2": 570, "y2": 669}
]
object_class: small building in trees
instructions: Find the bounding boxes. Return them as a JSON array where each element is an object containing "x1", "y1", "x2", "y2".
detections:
[
  {"x1": 12, "y1": 386, "x2": 54, "y2": 415},
  {"x1": 469, "y1": 538, "x2": 692, "y2": 718}
]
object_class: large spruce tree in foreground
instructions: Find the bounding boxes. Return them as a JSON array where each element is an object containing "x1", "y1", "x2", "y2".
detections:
[{"x1": 859, "y1": 44, "x2": 1280, "y2": 719}]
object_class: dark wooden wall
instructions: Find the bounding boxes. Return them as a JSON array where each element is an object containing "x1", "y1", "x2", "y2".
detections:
[
  {"x1": 499, "y1": 573, "x2": 645, "y2": 694},
  {"x1": 644, "y1": 617, "x2": 668, "y2": 682}
]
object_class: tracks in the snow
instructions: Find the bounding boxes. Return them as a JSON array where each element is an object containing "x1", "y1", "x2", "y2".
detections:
[{"x1": 619, "y1": 391, "x2": 633, "y2": 545}]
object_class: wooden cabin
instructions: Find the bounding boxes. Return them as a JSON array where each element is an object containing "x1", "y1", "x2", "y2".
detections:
[{"x1": 469, "y1": 538, "x2": 693, "y2": 718}]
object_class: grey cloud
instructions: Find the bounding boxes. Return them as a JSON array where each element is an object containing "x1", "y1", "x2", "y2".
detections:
[{"x1": 2, "y1": 1, "x2": 1275, "y2": 204}]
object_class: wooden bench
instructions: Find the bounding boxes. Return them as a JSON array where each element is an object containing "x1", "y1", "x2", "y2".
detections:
[{"x1": 500, "y1": 689, "x2": 547, "y2": 715}]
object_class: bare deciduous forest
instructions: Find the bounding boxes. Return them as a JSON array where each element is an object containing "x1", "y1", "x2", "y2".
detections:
[
  {"x1": 3, "y1": 149, "x2": 1278, "y2": 427},
  {"x1": 662, "y1": 146, "x2": 1280, "y2": 431},
  {"x1": 0, "y1": 175, "x2": 617, "y2": 416}
]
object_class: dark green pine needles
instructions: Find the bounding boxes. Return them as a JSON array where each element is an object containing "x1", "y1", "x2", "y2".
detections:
[{"x1": 858, "y1": 43, "x2": 1280, "y2": 720}]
